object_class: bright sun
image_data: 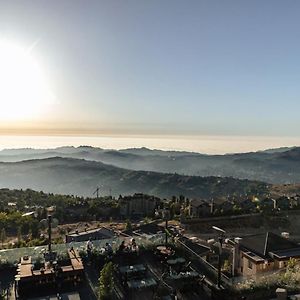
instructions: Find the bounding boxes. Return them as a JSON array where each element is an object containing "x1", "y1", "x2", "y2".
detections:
[{"x1": 0, "y1": 39, "x2": 55, "y2": 122}]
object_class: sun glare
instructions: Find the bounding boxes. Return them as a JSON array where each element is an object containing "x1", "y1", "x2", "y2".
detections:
[{"x1": 0, "y1": 39, "x2": 55, "y2": 122}]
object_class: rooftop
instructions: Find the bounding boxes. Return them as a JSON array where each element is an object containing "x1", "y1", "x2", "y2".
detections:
[
  {"x1": 237, "y1": 232, "x2": 300, "y2": 259},
  {"x1": 67, "y1": 227, "x2": 114, "y2": 238}
]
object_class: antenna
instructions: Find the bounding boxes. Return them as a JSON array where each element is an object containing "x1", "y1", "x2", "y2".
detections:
[{"x1": 93, "y1": 186, "x2": 101, "y2": 198}]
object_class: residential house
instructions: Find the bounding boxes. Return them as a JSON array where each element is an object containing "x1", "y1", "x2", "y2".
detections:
[
  {"x1": 218, "y1": 201, "x2": 234, "y2": 214},
  {"x1": 230, "y1": 232, "x2": 300, "y2": 277},
  {"x1": 290, "y1": 195, "x2": 300, "y2": 209},
  {"x1": 259, "y1": 197, "x2": 275, "y2": 211},
  {"x1": 239, "y1": 199, "x2": 257, "y2": 213},
  {"x1": 275, "y1": 196, "x2": 291, "y2": 210},
  {"x1": 189, "y1": 199, "x2": 211, "y2": 218}
]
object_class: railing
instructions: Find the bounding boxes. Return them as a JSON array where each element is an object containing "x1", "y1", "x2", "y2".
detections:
[{"x1": 175, "y1": 237, "x2": 232, "y2": 288}]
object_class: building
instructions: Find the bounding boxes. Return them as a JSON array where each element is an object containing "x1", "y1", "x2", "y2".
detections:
[
  {"x1": 65, "y1": 227, "x2": 115, "y2": 243},
  {"x1": 230, "y1": 232, "x2": 300, "y2": 277},
  {"x1": 218, "y1": 201, "x2": 234, "y2": 214},
  {"x1": 239, "y1": 199, "x2": 257, "y2": 212},
  {"x1": 259, "y1": 197, "x2": 275, "y2": 211},
  {"x1": 290, "y1": 195, "x2": 300, "y2": 208},
  {"x1": 119, "y1": 193, "x2": 160, "y2": 219},
  {"x1": 189, "y1": 199, "x2": 211, "y2": 218},
  {"x1": 275, "y1": 196, "x2": 291, "y2": 210}
]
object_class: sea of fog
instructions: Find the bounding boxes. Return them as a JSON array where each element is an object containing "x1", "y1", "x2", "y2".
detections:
[{"x1": 0, "y1": 135, "x2": 300, "y2": 154}]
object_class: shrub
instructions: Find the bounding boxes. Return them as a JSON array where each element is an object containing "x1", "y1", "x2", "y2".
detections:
[{"x1": 98, "y1": 262, "x2": 114, "y2": 300}]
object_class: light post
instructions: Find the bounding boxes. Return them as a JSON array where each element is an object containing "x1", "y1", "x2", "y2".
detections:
[
  {"x1": 212, "y1": 226, "x2": 226, "y2": 288},
  {"x1": 163, "y1": 208, "x2": 170, "y2": 245},
  {"x1": 47, "y1": 207, "x2": 55, "y2": 253}
]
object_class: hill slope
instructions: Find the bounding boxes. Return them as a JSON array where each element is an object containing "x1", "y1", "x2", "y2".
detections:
[
  {"x1": 1, "y1": 146, "x2": 300, "y2": 184},
  {"x1": 0, "y1": 157, "x2": 268, "y2": 198}
]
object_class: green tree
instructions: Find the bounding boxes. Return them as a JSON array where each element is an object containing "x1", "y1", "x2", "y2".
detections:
[
  {"x1": 98, "y1": 262, "x2": 114, "y2": 300},
  {"x1": 222, "y1": 259, "x2": 231, "y2": 273},
  {"x1": 287, "y1": 257, "x2": 297, "y2": 271},
  {"x1": 0, "y1": 289, "x2": 5, "y2": 300}
]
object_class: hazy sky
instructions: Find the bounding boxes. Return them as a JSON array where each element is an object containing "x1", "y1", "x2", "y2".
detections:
[{"x1": 1, "y1": 0, "x2": 300, "y2": 138}]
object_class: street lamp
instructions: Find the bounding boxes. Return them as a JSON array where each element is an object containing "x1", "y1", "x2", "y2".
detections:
[
  {"x1": 46, "y1": 206, "x2": 55, "y2": 253},
  {"x1": 41, "y1": 206, "x2": 59, "y2": 262},
  {"x1": 212, "y1": 226, "x2": 226, "y2": 288},
  {"x1": 163, "y1": 208, "x2": 170, "y2": 245}
]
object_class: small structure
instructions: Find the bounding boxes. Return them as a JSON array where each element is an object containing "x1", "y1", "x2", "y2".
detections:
[
  {"x1": 65, "y1": 227, "x2": 114, "y2": 243},
  {"x1": 276, "y1": 288, "x2": 287, "y2": 300}
]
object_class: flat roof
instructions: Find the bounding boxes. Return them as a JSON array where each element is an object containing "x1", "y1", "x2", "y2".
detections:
[
  {"x1": 67, "y1": 227, "x2": 113, "y2": 237},
  {"x1": 243, "y1": 251, "x2": 265, "y2": 263}
]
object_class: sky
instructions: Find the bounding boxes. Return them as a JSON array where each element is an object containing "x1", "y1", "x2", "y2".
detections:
[{"x1": 0, "y1": 1, "x2": 300, "y2": 150}]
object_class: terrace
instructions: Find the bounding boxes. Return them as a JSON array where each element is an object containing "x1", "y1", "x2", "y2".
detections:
[
  {"x1": 0, "y1": 233, "x2": 166, "y2": 299},
  {"x1": 0, "y1": 229, "x2": 219, "y2": 299}
]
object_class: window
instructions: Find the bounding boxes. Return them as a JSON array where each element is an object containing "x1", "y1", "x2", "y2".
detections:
[{"x1": 248, "y1": 260, "x2": 253, "y2": 269}]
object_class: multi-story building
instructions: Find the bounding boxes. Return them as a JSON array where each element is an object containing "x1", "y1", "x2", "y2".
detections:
[{"x1": 119, "y1": 193, "x2": 161, "y2": 219}]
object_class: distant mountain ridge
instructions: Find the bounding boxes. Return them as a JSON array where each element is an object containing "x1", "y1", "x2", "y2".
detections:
[
  {"x1": 0, "y1": 157, "x2": 268, "y2": 198},
  {"x1": 0, "y1": 146, "x2": 300, "y2": 184}
]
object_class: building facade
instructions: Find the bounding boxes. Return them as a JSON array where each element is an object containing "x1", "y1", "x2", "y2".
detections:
[{"x1": 119, "y1": 193, "x2": 161, "y2": 219}]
